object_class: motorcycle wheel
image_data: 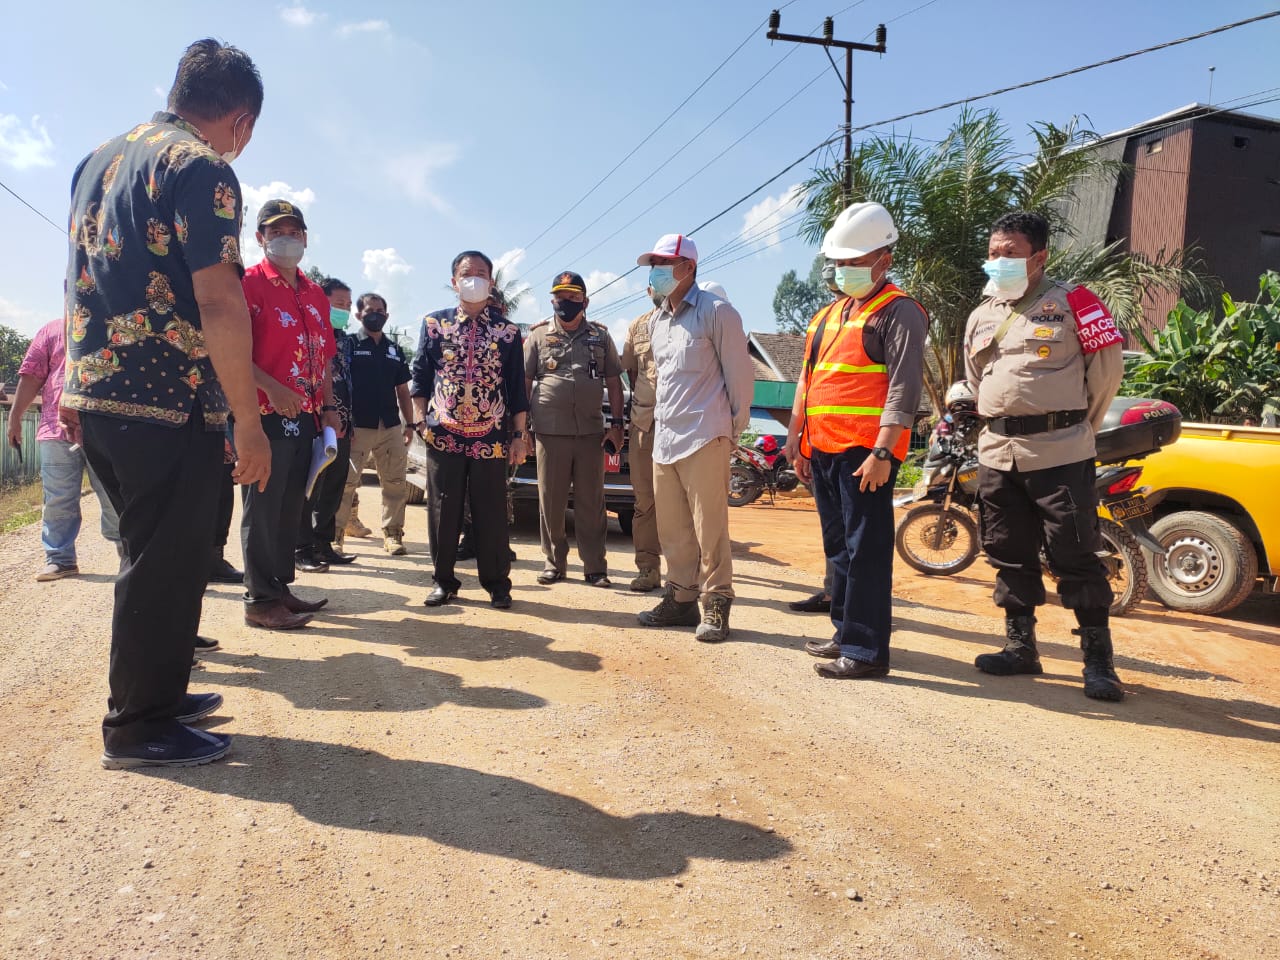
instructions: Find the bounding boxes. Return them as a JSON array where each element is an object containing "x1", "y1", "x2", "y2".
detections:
[
  {"x1": 894, "y1": 504, "x2": 979, "y2": 575},
  {"x1": 1099, "y1": 518, "x2": 1148, "y2": 617},
  {"x1": 728, "y1": 465, "x2": 763, "y2": 507}
]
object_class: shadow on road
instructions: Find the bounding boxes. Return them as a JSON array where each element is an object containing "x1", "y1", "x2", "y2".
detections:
[
  {"x1": 158, "y1": 734, "x2": 793, "y2": 878},
  {"x1": 205, "y1": 651, "x2": 547, "y2": 713}
]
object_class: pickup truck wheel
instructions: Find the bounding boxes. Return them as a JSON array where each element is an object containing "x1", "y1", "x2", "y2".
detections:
[
  {"x1": 405, "y1": 483, "x2": 425, "y2": 505},
  {"x1": 1145, "y1": 511, "x2": 1258, "y2": 615}
]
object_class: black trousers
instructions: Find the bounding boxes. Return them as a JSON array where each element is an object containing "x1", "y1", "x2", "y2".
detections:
[
  {"x1": 298, "y1": 432, "x2": 351, "y2": 549},
  {"x1": 978, "y1": 458, "x2": 1113, "y2": 614},
  {"x1": 80, "y1": 403, "x2": 222, "y2": 750},
  {"x1": 426, "y1": 447, "x2": 510, "y2": 595},
  {"x1": 239, "y1": 413, "x2": 316, "y2": 604},
  {"x1": 214, "y1": 460, "x2": 235, "y2": 551}
]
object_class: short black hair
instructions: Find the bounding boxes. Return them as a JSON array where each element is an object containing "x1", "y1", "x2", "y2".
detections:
[
  {"x1": 167, "y1": 39, "x2": 264, "y2": 122},
  {"x1": 357, "y1": 292, "x2": 387, "y2": 312},
  {"x1": 320, "y1": 277, "x2": 350, "y2": 296},
  {"x1": 451, "y1": 250, "x2": 493, "y2": 277},
  {"x1": 991, "y1": 210, "x2": 1049, "y2": 253}
]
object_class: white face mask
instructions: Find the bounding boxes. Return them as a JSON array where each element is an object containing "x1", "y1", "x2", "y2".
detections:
[
  {"x1": 456, "y1": 276, "x2": 492, "y2": 304},
  {"x1": 220, "y1": 113, "x2": 250, "y2": 164},
  {"x1": 265, "y1": 235, "x2": 305, "y2": 269}
]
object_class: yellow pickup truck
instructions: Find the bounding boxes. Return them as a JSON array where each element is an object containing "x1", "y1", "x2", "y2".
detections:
[{"x1": 1134, "y1": 424, "x2": 1280, "y2": 615}]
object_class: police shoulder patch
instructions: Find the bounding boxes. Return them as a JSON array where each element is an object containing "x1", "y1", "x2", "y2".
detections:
[{"x1": 529, "y1": 319, "x2": 550, "y2": 331}]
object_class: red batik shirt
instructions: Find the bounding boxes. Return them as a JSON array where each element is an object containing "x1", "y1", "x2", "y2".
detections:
[{"x1": 241, "y1": 259, "x2": 336, "y2": 417}]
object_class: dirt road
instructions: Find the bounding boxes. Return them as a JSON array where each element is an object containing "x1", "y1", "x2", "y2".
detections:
[{"x1": 1, "y1": 493, "x2": 1277, "y2": 959}]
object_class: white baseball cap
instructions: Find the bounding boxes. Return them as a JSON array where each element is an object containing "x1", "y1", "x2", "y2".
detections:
[
  {"x1": 699, "y1": 280, "x2": 729, "y2": 301},
  {"x1": 636, "y1": 233, "x2": 698, "y2": 266}
]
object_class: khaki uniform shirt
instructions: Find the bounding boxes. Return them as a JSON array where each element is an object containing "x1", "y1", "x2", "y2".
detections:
[
  {"x1": 964, "y1": 277, "x2": 1124, "y2": 472},
  {"x1": 620, "y1": 309, "x2": 658, "y2": 432},
  {"x1": 524, "y1": 317, "x2": 622, "y2": 436}
]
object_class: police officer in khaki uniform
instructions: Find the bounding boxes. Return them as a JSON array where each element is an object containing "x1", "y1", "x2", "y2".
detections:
[
  {"x1": 620, "y1": 288, "x2": 662, "y2": 592},
  {"x1": 963, "y1": 210, "x2": 1126, "y2": 701},
  {"x1": 524, "y1": 271, "x2": 625, "y2": 586}
]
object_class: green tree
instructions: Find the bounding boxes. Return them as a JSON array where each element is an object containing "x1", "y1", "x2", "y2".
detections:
[
  {"x1": 491, "y1": 267, "x2": 527, "y2": 317},
  {"x1": 772, "y1": 255, "x2": 830, "y2": 334},
  {"x1": 304, "y1": 265, "x2": 327, "y2": 285},
  {"x1": 798, "y1": 107, "x2": 1214, "y2": 413},
  {"x1": 1122, "y1": 272, "x2": 1280, "y2": 422},
  {"x1": 0, "y1": 324, "x2": 32, "y2": 385}
]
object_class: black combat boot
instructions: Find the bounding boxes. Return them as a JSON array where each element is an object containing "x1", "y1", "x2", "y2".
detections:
[
  {"x1": 1075, "y1": 626, "x2": 1124, "y2": 701},
  {"x1": 974, "y1": 615, "x2": 1044, "y2": 676}
]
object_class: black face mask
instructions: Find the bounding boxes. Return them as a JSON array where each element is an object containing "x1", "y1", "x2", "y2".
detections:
[
  {"x1": 362, "y1": 312, "x2": 388, "y2": 332},
  {"x1": 553, "y1": 300, "x2": 585, "y2": 323}
]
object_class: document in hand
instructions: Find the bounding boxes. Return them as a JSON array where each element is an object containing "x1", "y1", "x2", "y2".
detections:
[{"x1": 305, "y1": 425, "x2": 339, "y2": 498}]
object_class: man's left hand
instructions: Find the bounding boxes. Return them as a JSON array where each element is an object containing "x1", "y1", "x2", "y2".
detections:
[
  {"x1": 853, "y1": 454, "x2": 892, "y2": 493},
  {"x1": 508, "y1": 436, "x2": 530, "y2": 466},
  {"x1": 603, "y1": 425, "x2": 624, "y2": 452},
  {"x1": 58, "y1": 406, "x2": 82, "y2": 445}
]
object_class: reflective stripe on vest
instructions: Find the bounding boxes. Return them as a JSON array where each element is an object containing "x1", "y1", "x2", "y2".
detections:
[{"x1": 801, "y1": 284, "x2": 911, "y2": 460}]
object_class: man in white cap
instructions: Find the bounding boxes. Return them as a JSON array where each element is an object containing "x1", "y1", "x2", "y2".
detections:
[
  {"x1": 634, "y1": 234, "x2": 754, "y2": 642},
  {"x1": 783, "y1": 203, "x2": 928, "y2": 679}
]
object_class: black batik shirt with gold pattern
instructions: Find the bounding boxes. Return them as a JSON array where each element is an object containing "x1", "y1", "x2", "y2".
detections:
[{"x1": 62, "y1": 111, "x2": 243, "y2": 430}]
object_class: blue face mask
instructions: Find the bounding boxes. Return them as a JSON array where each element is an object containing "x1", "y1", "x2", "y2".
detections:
[
  {"x1": 648, "y1": 265, "x2": 678, "y2": 299},
  {"x1": 982, "y1": 257, "x2": 1030, "y2": 298}
]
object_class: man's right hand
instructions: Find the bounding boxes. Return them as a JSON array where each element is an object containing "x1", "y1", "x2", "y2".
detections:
[
  {"x1": 231, "y1": 422, "x2": 272, "y2": 491},
  {"x1": 264, "y1": 380, "x2": 302, "y2": 418},
  {"x1": 794, "y1": 454, "x2": 812, "y2": 485},
  {"x1": 6, "y1": 416, "x2": 21, "y2": 450}
]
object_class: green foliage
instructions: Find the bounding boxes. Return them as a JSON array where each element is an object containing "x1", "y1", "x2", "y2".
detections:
[
  {"x1": 1123, "y1": 272, "x2": 1280, "y2": 423},
  {"x1": 304, "y1": 265, "x2": 326, "y2": 284},
  {"x1": 772, "y1": 255, "x2": 830, "y2": 334},
  {"x1": 0, "y1": 323, "x2": 33, "y2": 385},
  {"x1": 797, "y1": 107, "x2": 1215, "y2": 413}
]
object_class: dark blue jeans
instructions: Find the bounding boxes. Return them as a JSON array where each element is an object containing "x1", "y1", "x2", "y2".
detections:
[{"x1": 811, "y1": 447, "x2": 900, "y2": 665}]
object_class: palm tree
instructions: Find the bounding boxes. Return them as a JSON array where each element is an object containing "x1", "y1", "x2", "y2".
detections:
[
  {"x1": 490, "y1": 267, "x2": 529, "y2": 318},
  {"x1": 799, "y1": 108, "x2": 1214, "y2": 413}
]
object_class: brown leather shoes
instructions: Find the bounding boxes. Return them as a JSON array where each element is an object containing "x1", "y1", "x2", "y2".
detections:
[
  {"x1": 815, "y1": 657, "x2": 889, "y2": 679},
  {"x1": 804, "y1": 638, "x2": 840, "y2": 659},
  {"x1": 282, "y1": 588, "x2": 328, "y2": 613},
  {"x1": 244, "y1": 600, "x2": 312, "y2": 630}
]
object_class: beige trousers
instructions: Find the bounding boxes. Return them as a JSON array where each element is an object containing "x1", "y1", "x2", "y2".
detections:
[
  {"x1": 654, "y1": 436, "x2": 733, "y2": 603},
  {"x1": 336, "y1": 424, "x2": 409, "y2": 536},
  {"x1": 628, "y1": 424, "x2": 660, "y2": 574}
]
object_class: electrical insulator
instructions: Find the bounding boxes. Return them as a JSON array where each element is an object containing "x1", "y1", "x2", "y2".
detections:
[
  {"x1": 768, "y1": 9, "x2": 781, "y2": 32},
  {"x1": 875, "y1": 24, "x2": 887, "y2": 47},
  {"x1": 823, "y1": 17, "x2": 834, "y2": 41}
]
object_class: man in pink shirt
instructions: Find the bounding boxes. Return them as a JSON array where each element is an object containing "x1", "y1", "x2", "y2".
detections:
[{"x1": 5, "y1": 318, "x2": 121, "y2": 580}]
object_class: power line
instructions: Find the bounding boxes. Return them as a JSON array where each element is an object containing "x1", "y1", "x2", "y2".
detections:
[
  {"x1": 513, "y1": 2, "x2": 805, "y2": 257},
  {"x1": 0, "y1": 178, "x2": 63, "y2": 233}
]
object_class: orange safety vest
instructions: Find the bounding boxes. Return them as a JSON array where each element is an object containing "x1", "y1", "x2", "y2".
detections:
[{"x1": 800, "y1": 284, "x2": 912, "y2": 461}]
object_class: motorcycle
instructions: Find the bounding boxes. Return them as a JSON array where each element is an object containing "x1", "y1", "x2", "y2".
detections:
[
  {"x1": 729, "y1": 436, "x2": 801, "y2": 507},
  {"x1": 892, "y1": 396, "x2": 1173, "y2": 617}
]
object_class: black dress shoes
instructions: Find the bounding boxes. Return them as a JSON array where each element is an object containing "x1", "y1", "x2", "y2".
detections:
[
  {"x1": 208, "y1": 556, "x2": 244, "y2": 584},
  {"x1": 424, "y1": 585, "x2": 457, "y2": 607},
  {"x1": 294, "y1": 549, "x2": 329, "y2": 573},
  {"x1": 316, "y1": 543, "x2": 357, "y2": 565},
  {"x1": 804, "y1": 638, "x2": 840, "y2": 658},
  {"x1": 815, "y1": 656, "x2": 890, "y2": 679},
  {"x1": 789, "y1": 592, "x2": 832, "y2": 613},
  {"x1": 490, "y1": 593, "x2": 512, "y2": 609}
]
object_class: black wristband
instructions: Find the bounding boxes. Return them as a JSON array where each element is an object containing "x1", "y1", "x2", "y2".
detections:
[
  {"x1": 608, "y1": 418, "x2": 623, "y2": 426},
  {"x1": 321, "y1": 404, "x2": 337, "y2": 412}
]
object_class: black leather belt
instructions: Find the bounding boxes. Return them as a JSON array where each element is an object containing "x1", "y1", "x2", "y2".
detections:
[{"x1": 986, "y1": 409, "x2": 1088, "y2": 437}]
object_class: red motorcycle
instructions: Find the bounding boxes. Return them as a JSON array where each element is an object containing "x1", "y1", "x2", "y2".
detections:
[{"x1": 729, "y1": 435, "x2": 802, "y2": 507}]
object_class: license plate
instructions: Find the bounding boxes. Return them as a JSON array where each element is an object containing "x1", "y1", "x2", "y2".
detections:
[
  {"x1": 604, "y1": 452, "x2": 621, "y2": 474},
  {"x1": 1108, "y1": 495, "x2": 1151, "y2": 523}
]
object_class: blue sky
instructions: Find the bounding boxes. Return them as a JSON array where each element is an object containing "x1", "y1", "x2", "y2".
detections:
[{"x1": 2, "y1": 0, "x2": 1277, "y2": 349}]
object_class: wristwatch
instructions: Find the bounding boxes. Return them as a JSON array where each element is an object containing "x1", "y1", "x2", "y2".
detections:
[
  {"x1": 870, "y1": 446, "x2": 893, "y2": 461},
  {"x1": 608, "y1": 418, "x2": 623, "y2": 426},
  {"x1": 512, "y1": 430, "x2": 526, "y2": 439},
  {"x1": 321, "y1": 404, "x2": 337, "y2": 412}
]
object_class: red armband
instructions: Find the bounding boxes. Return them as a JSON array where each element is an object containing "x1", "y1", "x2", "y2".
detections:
[{"x1": 1066, "y1": 286, "x2": 1124, "y2": 354}]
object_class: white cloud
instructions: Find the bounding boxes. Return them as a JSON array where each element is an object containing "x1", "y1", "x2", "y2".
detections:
[
  {"x1": 382, "y1": 144, "x2": 459, "y2": 212},
  {"x1": 0, "y1": 296, "x2": 51, "y2": 338},
  {"x1": 280, "y1": 4, "x2": 321, "y2": 27},
  {"x1": 361, "y1": 248, "x2": 415, "y2": 318},
  {"x1": 0, "y1": 114, "x2": 54, "y2": 170},
  {"x1": 362, "y1": 248, "x2": 413, "y2": 283},
  {"x1": 153, "y1": 85, "x2": 167, "y2": 101},
  {"x1": 492, "y1": 248, "x2": 540, "y2": 327},
  {"x1": 738, "y1": 183, "x2": 805, "y2": 253},
  {"x1": 239, "y1": 181, "x2": 318, "y2": 267},
  {"x1": 0, "y1": 80, "x2": 10, "y2": 92},
  {"x1": 337, "y1": 19, "x2": 390, "y2": 37}
]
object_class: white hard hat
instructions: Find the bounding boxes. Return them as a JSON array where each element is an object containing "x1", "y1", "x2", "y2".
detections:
[
  {"x1": 699, "y1": 280, "x2": 729, "y2": 301},
  {"x1": 821, "y1": 202, "x2": 899, "y2": 259},
  {"x1": 944, "y1": 380, "x2": 976, "y2": 411}
]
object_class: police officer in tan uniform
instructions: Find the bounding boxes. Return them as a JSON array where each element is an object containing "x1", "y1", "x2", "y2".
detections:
[
  {"x1": 963, "y1": 211, "x2": 1126, "y2": 700},
  {"x1": 621, "y1": 288, "x2": 662, "y2": 592},
  {"x1": 525, "y1": 271, "x2": 625, "y2": 586}
]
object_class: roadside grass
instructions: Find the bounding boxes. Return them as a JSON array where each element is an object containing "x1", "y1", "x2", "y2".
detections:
[{"x1": 0, "y1": 480, "x2": 43, "y2": 534}]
